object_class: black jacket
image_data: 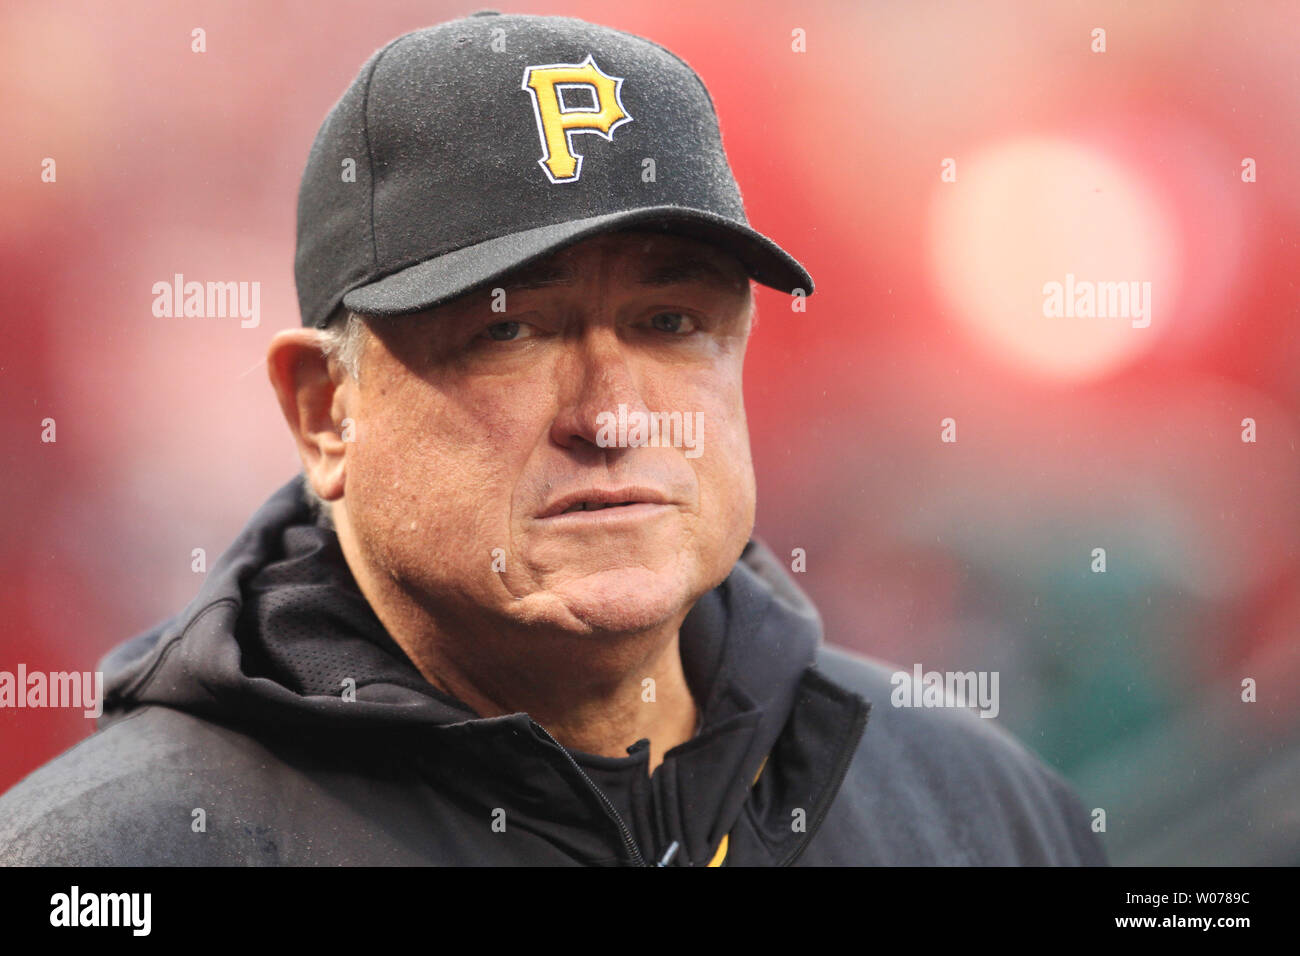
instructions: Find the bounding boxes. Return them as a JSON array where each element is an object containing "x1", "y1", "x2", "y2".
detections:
[{"x1": 0, "y1": 477, "x2": 1106, "y2": 866}]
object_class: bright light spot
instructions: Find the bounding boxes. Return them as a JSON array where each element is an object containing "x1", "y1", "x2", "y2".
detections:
[{"x1": 928, "y1": 138, "x2": 1180, "y2": 380}]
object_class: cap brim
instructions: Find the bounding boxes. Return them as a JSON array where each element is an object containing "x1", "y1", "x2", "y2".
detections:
[{"x1": 338, "y1": 206, "x2": 813, "y2": 323}]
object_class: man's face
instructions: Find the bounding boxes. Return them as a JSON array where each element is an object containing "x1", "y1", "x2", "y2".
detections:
[{"x1": 338, "y1": 230, "x2": 757, "y2": 636}]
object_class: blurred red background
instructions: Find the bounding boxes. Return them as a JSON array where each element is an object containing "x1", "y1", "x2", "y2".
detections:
[{"x1": 2, "y1": 0, "x2": 1297, "y2": 863}]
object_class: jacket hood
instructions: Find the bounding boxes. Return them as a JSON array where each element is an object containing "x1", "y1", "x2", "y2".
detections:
[{"x1": 98, "y1": 475, "x2": 830, "y2": 865}]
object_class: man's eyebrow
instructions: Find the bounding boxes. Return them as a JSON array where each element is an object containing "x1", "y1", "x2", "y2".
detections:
[{"x1": 496, "y1": 253, "x2": 747, "y2": 293}]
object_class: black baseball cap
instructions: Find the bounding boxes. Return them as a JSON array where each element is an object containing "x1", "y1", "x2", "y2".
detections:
[{"x1": 294, "y1": 11, "x2": 814, "y2": 328}]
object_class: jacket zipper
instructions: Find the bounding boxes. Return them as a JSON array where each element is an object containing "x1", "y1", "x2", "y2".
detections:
[{"x1": 529, "y1": 719, "x2": 650, "y2": 867}]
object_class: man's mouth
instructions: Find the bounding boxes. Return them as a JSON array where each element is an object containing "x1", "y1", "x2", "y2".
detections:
[
  {"x1": 538, "y1": 487, "x2": 669, "y2": 519},
  {"x1": 563, "y1": 501, "x2": 635, "y2": 514}
]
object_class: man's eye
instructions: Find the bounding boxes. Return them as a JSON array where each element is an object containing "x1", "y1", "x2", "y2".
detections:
[
  {"x1": 480, "y1": 321, "x2": 530, "y2": 341},
  {"x1": 650, "y1": 312, "x2": 696, "y2": 334}
]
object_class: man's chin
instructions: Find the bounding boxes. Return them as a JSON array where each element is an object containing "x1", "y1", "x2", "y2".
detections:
[{"x1": 513, "y1": 566, "x2": 695, "y2": 635}]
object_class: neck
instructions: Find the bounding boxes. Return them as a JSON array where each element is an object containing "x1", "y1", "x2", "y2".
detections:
[{"x1": 334, "y1": 518, "x2": 699, "y2": 773}]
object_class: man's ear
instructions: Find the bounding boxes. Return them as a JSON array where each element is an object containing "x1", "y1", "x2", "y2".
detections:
[{"x1": 266, "y1": 329, "x2": 351, "y2": 503}]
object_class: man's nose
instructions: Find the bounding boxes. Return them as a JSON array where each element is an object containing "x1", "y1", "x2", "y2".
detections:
[{"x1": 548, "y1": 329, "x2": 650, "y2": 454}]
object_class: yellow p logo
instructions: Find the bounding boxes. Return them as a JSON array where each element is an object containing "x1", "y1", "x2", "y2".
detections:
[{"x1": 522, "y1": 55, "x2": 632, "y2": 184}]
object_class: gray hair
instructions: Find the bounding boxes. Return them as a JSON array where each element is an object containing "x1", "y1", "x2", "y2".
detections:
[
  {"x1": 318, "y1": 306, "x2": 370, "y2": 383},
  {"x1": 302, "y1": 307, "x2": 371, "y2": 528}
]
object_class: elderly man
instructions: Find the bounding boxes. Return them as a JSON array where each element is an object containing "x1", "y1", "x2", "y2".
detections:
[{"x1": 0, "y1": 12, "x2": 1105, "y2": 866}]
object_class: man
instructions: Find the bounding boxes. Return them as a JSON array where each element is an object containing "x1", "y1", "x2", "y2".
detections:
[{"x1": 0, "y1": 12, "x2": 1105, "y2": 866}]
